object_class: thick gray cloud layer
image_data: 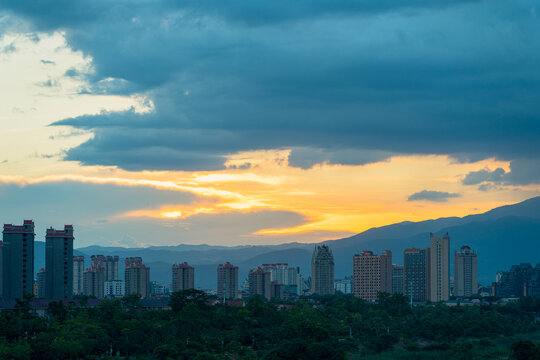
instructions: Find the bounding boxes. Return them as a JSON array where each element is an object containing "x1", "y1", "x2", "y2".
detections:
[
  {"x1": 408, "y1": 190, "x2": 460, "y2": 202},
  {"x1": 462, "y1": 159, "x2": 540, "y2": 187},
  {"x1": 3, "y1": 0, "x2": 540, "y2": 170},
  {"x1": 463, "y1": 168, "x2": 506, "y2": 185}
]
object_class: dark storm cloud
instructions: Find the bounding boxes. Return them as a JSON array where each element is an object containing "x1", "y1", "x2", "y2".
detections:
[
  {"x1": 462, "y1": 168, "x2": 506, "y2": 185},
  {"x1": 408, "y1": 190, "x2": 460, "y2": 202},
  {"x1": 504, "y1": 159, "x2": 540, "y2": 185},
  {"x1": 4, "y1": 0, "x2": 540, "y2": 170},
  {"x1": 462, "y1": 159, "x2": 540, "y2": 187},
  {"x1": 288, "y1": 148, "x2": 394, "y2": 169},
  {"x1": 165, "y1": 0, "x2": 480, "y2": 25},
  {"x1": 1, "y1": 0, "x2": 479, "y2": 29}
]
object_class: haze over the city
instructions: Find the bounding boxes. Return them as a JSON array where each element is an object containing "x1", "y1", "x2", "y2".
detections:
[{"x1": 1, "y1": 0, "x2": 540, "y2": 247}]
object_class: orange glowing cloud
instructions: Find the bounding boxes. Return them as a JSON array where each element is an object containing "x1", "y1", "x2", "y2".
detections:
[{"x1": 0, "y1": 153, "x2": 535, "y2": 244}]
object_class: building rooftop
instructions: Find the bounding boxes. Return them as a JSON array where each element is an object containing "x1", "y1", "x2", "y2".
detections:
[
  {"x1": 172, "y1": 262, "x2": 194, "y2": 269},
  {"x1": 45, "y1": 225, "x2": 74, "y2": 238},
  {"x1": 249, "y1": 267, "x2": 270, "y2": 275},
  {"x1": 218, "y1": 262, "x2": 238, "y2": 269},
  {"x1": 3, "y1": 221, "x2": 35, "y2": 233}
]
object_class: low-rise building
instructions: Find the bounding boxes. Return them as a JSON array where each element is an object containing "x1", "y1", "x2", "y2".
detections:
[{"x1": 105, "y1": 280, "x2": 125, "y2": 298}]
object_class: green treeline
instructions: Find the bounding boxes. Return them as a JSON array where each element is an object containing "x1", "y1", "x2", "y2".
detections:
[{"x1": 0, "y1": 291, "x2": 539, "y2": 360}]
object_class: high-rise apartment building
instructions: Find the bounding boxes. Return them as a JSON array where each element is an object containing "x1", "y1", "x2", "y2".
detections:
[
  {"x1": 45, "y1": 225, "x2": 74, "y2": 300},
  {"x1": 288, "y1": 267, "x2": 307, "y2": 296},
  {"x1": 172, "y1": 262, "x2": 195, "y2": 292},
  {"x1": 91, "y1": 255, "x2": 119, "y2": 282},
  {"x1": 73, "y1": 256, "x2": 85, "y2": 295},
  {"x1": 454, "y1": 245, "x2": 478, "y2": 297},
  {"x1": 271, "y1": 281, "x2": 284, "y2": 300},
  {"x1": 2, "y1": 221, "x2": 35, "y2": 300},
  {"x1": 311, "y1": 245, "x2": 335, "y2": 295},
  {"x1": 262, "y1": 263, "x2": 305, "y2": 296},
  {"x1": 37, "y1": 268, "x2": 46, "y2": 298},
  {"x1": 403, "y1": 248, "x2": 431, "y2": 302},
  {"x1": 84, "y1": 266, "x2": 105, "y2": 298},
  {"x1": 217, "y1": 262, "x2": 239, "y2": 300},
  {"x1": 430, "y1": 233, "x2": 450, "y2": 302},
  {"x1": 262, "y1": 263, "x2": 288, "y2": 284},
  {"x1": 83, "y1": 254, "x2": 120, "y2": 298},
  {"x1": 248, "y1": 267, "x2": 271, "y2": 300},
  {"x1": 392, "y1": 265, "x2": 404, "y2": 294},
  {"x1": 90, "y1": 255, "x2": 102, "y2": 267},
  {"x1": 286, "y1": 267, "x2": 301, "y2": 289},
  {"x1": 352, "y1": 250, "x2": 392, "y2": 301},
  {"x1": 106, "y1": 256, "x2": 119, "y2": 282},
  {"x1": 125, "y1": 257, "x2": 150, "y2": 298}
]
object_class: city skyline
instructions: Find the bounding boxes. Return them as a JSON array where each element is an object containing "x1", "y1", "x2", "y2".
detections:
[
  {"x1": 1, "y1": 219, "x2": 536, "y2": 300},
  {"x1": 1, "y1": 193, "x2": 539, "y2": 291}
]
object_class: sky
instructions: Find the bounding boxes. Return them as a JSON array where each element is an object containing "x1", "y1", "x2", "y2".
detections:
[{"x1": 0, "y1": 0, "x2": 539, "y2": 248}]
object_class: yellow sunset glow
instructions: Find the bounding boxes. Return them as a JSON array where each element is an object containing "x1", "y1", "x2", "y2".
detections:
[
  {"x1": 1, "y1": 151, "x2": 534, "y2": 244},
  {"x1": 162, "y1": 211, "x2": 183, "y2": 218}
]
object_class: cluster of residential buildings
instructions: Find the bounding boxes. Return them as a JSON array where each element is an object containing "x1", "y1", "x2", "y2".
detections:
[
  {"x1": 319, "y1": 234, "x2": 481, "y2": 302},
  {"x1": 1, "y1": 220, "x2": 538, "y2": 303},
  {"x1": 218, "y1": 262, "x2": 307, "y2": 301},
  {"x1": 493, "y1": 263, "x2": 540, "y2": 297},
  {"x1": 1, "y1": 221, "x2": 157, "y2": 300},
  {"x1": 305, "y1": 237, "x2": 480, "y2": 303},
  {"x1": 326, "y1": 234, "x2": 539, "y2": 301},
  {"x1": 2, "y1": 221, "x2": 74, "y2": 301},
  {"x1": 1, "y1": 220, "x2": 308, "y2": 302},
  {"x1": 347, "y1": 234, "x2": 479, "y2": 302}
]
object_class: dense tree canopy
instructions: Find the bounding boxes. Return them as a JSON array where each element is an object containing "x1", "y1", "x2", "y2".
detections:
[{"x1": 0, "y1": 292, "x2": 538, "y2": 359}]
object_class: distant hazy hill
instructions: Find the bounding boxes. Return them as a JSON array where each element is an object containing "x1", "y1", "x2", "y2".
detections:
[
  {"x1": 34, "y1": 196, "x2": 540, "y2": 289},
  {"x1": 326, "y1": 196, "x2": 540, "y2": 283}
]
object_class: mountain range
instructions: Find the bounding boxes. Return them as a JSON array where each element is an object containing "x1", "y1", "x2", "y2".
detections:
[{"x1": 33, "y1": 196, "x2": 540, "y2": 289}]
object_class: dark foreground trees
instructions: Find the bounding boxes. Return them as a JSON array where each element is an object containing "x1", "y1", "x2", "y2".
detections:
[
  {"x1": 0, "y1": 292, "x2": 538, "y2": 359},
  {"x1": 512, "y1": 340, "x2": 540, "y2": 360}
]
